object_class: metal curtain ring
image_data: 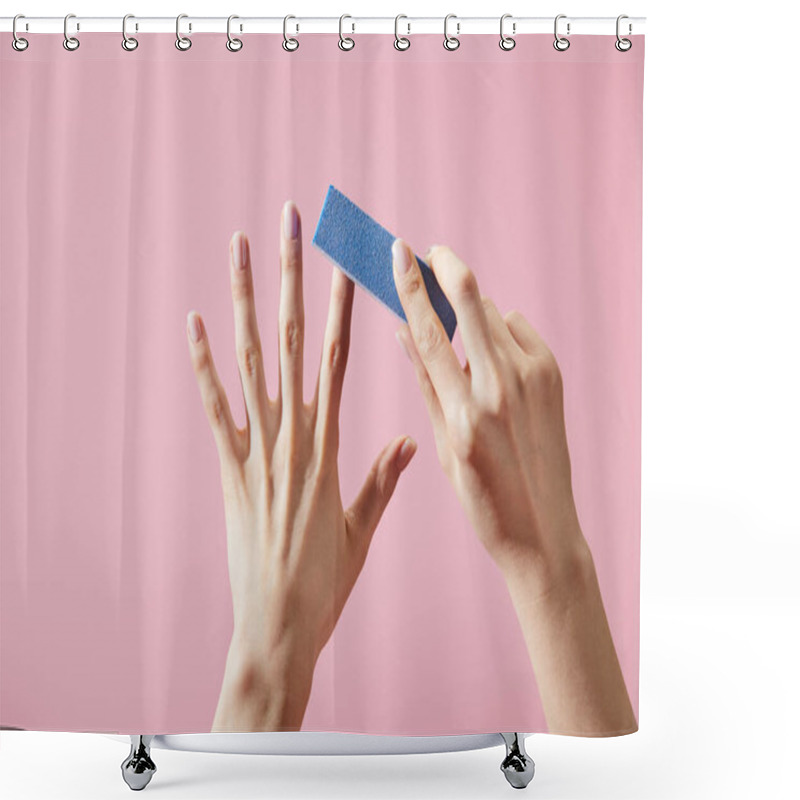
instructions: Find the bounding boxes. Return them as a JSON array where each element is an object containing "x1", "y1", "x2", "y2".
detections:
[
  {"x1": 283, "y1": 15, "x2": 299, "y2": 51},
  {"x1": 499, "y1": 13, "x2": 516, "y2": 50},
  {"x1": 63, "y1": 13, "x2": 80, "y2": 51},
  {"x1": 12, "y1": 14, "x2": 29, "y2": 51},
  {"x1": 394, "y1": 14, "x2": 410, "y2": 51},
  {"x1": 443, "y1": 13, "x2": 460, "y2": 51},
  {"x1": 616, "y1": 14, "x2": 632, "y2": 51},
  {"x1": 553, "y1": 14, "x2": 570, "y2": 51},
  {"x1": 175, "y1": 14, "x2": 192, "y2": 50},
  {"x1": 122, "y1": 14, "x2": 138, "y2": 51},
  {"x1": 227, "y1": 15, "x2": 243, "y2": 51},
  {"x1": 339, "y1": 14, "x2": 355, "y2": 50}
]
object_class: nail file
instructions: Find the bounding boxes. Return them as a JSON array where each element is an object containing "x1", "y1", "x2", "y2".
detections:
[{"x1": 311, "y1": 184, "x2": 457, "y2": 341}]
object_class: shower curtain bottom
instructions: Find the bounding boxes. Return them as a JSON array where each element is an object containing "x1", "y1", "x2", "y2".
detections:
[
  {"x1": 103, "y1": 731, "x2": 536, "y2": 790},
  {"x1": 104, "y1": 731, "x2": 509, "y2": 755}
]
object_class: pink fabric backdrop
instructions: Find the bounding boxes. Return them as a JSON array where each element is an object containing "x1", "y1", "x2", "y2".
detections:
[{"x1": 0, "y1": 32, "x2": 643, "y2": 735}]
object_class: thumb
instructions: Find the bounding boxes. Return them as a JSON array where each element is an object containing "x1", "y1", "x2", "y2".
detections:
[{"x1": 345, "y1": 435, "x2": 417, "y2": 549}]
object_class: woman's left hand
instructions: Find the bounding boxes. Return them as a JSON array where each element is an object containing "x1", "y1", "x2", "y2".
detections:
[{"x1": 186, "y1": 201, "x2": 417, "y2": 732}]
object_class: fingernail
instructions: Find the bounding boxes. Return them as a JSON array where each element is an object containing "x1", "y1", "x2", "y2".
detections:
[
  {"x1": 284, "y1": 201, "x2": 298, "y2": 240},
  {"x1": 187, "y1": 311, "x2": 203, "y2": 343},
  {"x1": 397, "y1": 436, "x2": 417, "y2": 470},
  {"x1": 393, "y1": 238, "x2": 412, "y2": 275},
  {"x1": 234, "y1": 233, "x2": 247, "y2": 271},
  {"x1": 395, "y1": 329, "x2": 411, "y2": 362}
]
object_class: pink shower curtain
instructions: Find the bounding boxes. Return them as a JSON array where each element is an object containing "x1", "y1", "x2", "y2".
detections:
[{"x1": 1, "y1": 31, "x2": 644, "y2": 736}]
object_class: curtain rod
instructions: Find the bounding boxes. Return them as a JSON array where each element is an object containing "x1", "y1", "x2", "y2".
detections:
[{"x1": 1, "y1": 16, "x2": 646, "y2": 36}]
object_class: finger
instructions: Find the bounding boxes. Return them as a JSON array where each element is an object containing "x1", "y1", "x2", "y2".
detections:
[
  {"x1": 315, "y1": 267, "x2": 355, "y2": 454},
  {"x1": 504, "y1": 309, "x2": 550, "y2": 358},
  {"x1": 395, "y1": 323, "x2": 446, "y2": 432},
  {"x1": 424, "y1": 245, "x2": 497, "y2": 378},
  {"x1": 186, "y1": 311, "x2": 241, "y2": 463},
  {"x1": 345, "y1": 434, "x2": 417, "y2": 552},
  {"x1": 481, "y1": 295, "x2": 521, "y2": 354},
  {"x1": 278, "y1": 200, "x2": 304, "y2": 419},
  {"x1": 229, "y1": 231, "x2": 269, "y2": 437},
  {"x1": 391, "y1": 238, "x2": 467, "y2": 413}
]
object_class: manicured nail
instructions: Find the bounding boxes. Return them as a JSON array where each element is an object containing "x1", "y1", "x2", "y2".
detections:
[
  {"x1": 395, "y1": 329, "x2": 411, "y2": 362},
  {"x1": 393, "y1": 238, "x2": 412, "y2": 275},
  {"x1": 187, "y1": 311, "x2": 203, "y2": 343},
  {"x1": 397, "y1": 436, "x2": 417, "y2": 470},
  {"x1": 284, "y1": 201, "x2": 298, "y2": 240},
  {"x1": 233, "y1": 232, "x2": 247, "y2": 271}
]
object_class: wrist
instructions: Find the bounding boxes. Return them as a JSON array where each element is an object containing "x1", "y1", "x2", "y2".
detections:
[
  {"x1": 213, "y1": 630, "x2": 318, "y2": 732},
  {"x1": 500, "y1": 524, "x2": 596, "y2": 611}
]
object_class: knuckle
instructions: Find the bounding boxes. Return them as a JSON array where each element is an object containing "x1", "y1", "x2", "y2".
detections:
[
  {"x1": 481, "y1": 383, "x2": 509, "y2": 419},
  {"x1": 450, "y1": 267, "x2": 478, "y2": 301},
  {"x1": 204, "y1": 392, "x2": 227, "y2": 427},
  {"x1": 237, "y1": 342, "x2": 262, "y2": 379},
  {"x1": 402, "y1": 273, "x2": 424, "y2": 296},
  {"x1": 414, "y1": 320, "x2": 444, "y2": 359},
  {"x1": 477, "y1": 364, "x2": 510, "y2": 418},
  {"x1": 282, "y1": 247, "x2": 301, "y2": 274},
  {"x1": 528, "y1": 352, "x2": 562, "y2": 393},
  {"x1": 448, "y1": 404, "x2": 483, "y2": 463},
  {"x1": 326, "y1": 338, "x2": 344, "y2": 372},
  {"x1": 282, "y1": 317, "x2": 303, "y2": 355},
  {"x1": 231, "y1": 276, "x2": 253, "y2": 303},
  {"x1": 193, "y1": 347, "x2": 210, "y2": 372},
  {"x1": 371, "y1": 458, "x2": 393, "y2": 503}
]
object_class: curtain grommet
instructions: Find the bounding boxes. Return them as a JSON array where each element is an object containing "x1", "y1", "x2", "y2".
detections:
[
  {"x1": 226, "y1": 15, "x2": 243, "y2": 52},
  {"x1": 339, "y1": 14, "x2": 355, "y2": 51},
  {"x1": 499, "y1": 14, "x2": 516, "y2": 51},
  {"x1": 553, "y1": 14, "x2": 570, "y2": 51},
  {"x1": 394, "y1": 14, "x2": 410, "y2": 51},
  {"x1": 63, "y1": 13, "x2": 80, "y2": 51},
  {"x1": 443, "y1": 13, "x2": 460, "y2": 51},
  {"x1": 12, "y1": 14, "x2": 29, "y2": 51},
  {"x1": 175, "y1": 14, "x2": 192, "y2": 51},
  {"x1": 121, "y1": 14, "x2": 139, "y2": 51},
  {"x1": 283, "y1": 15, "x2": 299, "y2": 52}
]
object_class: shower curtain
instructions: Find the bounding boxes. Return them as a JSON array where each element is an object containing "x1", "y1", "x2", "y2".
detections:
[{"x1": 0, "y1": 29, "x2": 644, "y2": 737}]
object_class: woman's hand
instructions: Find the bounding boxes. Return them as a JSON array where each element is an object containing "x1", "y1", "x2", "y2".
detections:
[
  {"x1": 391, "y1": 239, "x2": 636, "y2": 735},
  {"x1": 186, "y1": 202, "x2": 417, "y2": 732},
  {"x1": 391, "y1": 240, "x2": 581, "y2": 590}
]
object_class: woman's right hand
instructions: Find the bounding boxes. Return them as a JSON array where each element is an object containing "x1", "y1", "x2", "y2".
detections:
[
  {"x1": 391, "y1": 239, "x2": 585, "y2": 592},
  {"x1": 391, "y1": 239, "x2": 637, "y2": 736}
]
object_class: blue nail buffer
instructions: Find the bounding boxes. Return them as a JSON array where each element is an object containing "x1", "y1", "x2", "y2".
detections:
[{"x1": 311, "y1": 184, "x2": 457, "y2": 341}]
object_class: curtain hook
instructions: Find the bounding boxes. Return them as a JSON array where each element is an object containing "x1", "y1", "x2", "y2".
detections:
[
  {"x1": 499, "y1": 13, "x2": 516, "y2": 51},
  {"x1": 339, "y1": 14, "x2": 355, "y2": 50},
  {"x1": 553, "y1": 14, "x2": 570, "y2": 51},
  {"x1": 63, "y1": 13, "x2": 80, "y2": 51},
  {"x1": 122, "y1": 14, "x2": 138, "y2": 51},
  {"x1": 227, "y1": 15, "x2": 243, "y2": 51},
  {"x1": 394, "y1": 14, "x2": 410, "y2": 51},
  {"x1": 615, "y1": 14, "x2": 632, "y2": 51},
  {"x1": 283, "y1": 14, "x2": 299, "y2": 51},
  {"x1": 12, "y1": 14, "x2": 29, "y2": 51},
  {"x1": 443, "y1": 13, "x2": 460, "y2": 51},
  {"x1": 175, "y1": 14, "x2": 192, "y2": 51}
]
